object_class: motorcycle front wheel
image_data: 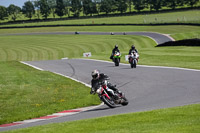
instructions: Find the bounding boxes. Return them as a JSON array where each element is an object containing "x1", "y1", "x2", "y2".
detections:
[
  {"x1": 115, "y1": 58, "x2": 119, "y2": 66},
  {"x1": 102, "y1": 96, "x2": 116, "y2": 108},
  {"x1": 133, "y1": 60, "x2": 136, "y2": 68},
  {"x1": 121, "y1": 97, "x2": 129, "y2": 106}
]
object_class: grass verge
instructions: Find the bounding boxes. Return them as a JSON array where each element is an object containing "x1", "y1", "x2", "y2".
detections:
[
  {"x1": 0, "y1": 34, "x2": 199, "y2": 69},
  {"x1": 2, "y1": 104, "x2": 200, "y2": 133},
  {"x1": 0, "y1": 25, "x2": 200, "y2": 40},
  {"x1": 0, "y1": 61, "x2": 100, "y2": 125}
]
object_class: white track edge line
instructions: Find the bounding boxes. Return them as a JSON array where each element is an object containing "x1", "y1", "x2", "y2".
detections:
[{"x1": 20, "y1": 61, "x2": 44, "y2": 71}]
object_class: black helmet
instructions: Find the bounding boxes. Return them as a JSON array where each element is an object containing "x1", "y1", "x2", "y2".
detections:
[
  {"x1": 115, "y1": 45, "x2": 118, "y2": 49},
  {"x1": 91, "y1": 70, "x2": 100, "y2": 80},
  {"x1": 131, "y1": 45, "x2": 135, "y2": 49}
]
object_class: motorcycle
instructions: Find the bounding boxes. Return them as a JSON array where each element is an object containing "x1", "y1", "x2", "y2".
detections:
[
  {"x1": 113, "y1": 52, "x2": 121, "y2": 66},
  {"x1": 91, "y1": 80, "x2": 128, "y2": 108},
  {"x1": 129, "y1": 51, "x2": 139, "y2": 68}
]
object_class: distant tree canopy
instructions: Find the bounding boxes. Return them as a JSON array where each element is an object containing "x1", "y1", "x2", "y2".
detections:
[
  {"x1": 22, "y1": 1, "x2": 35, "y2": 20},
  {"x1": 40, "y1": 0, "x2": 51, "y2": 19},
  {"x1": 2, "y1": 0, "x2": 200, "y2": 21},
  {"x1": 55, "y1": 0, "x2": 65, "y2": 17},
  {"x1": 0, "y1": 6, "x2": 8, "y2": 20},
  {"x1": 7, "y1": 4, "x2": 21, "y2": 21},
  {"x1": 70, "y1": 0, "x2": 82, "y2": 17}
]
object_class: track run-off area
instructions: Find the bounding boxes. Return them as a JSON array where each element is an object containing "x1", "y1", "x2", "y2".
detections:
[{"x1": 0, "y1": 32, "x2": 199, "y2": 132}]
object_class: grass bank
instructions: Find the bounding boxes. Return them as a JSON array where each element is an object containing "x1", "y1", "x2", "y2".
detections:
[
  {"x1": 0, "y1": 34, "x2": 200, "y2": 69},
  {"x1": 0, "y1": 61, "x2": 100, "y2": 125},
  {"x1": 0, "y1": 25, "x2": 200, "y2": 40},
  {"x1": 2, "y1": 104, "x2": 200, "y2": 133}
]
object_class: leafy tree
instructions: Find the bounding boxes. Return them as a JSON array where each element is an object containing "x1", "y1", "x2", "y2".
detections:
[
  {"x1": 94, "y1": 0, "x2": 101, "y2": 15},
  {"x1": 110, "y1": 0, "x2": 118, "y2": 13},
  {"x1": 176, "y1": 0, "x2": 185, "y2": 7},
  {"x1": 0, "y1": 6, "x2": 8, "y2": 20},
  {"x1": 55, "y1": 0, "x2": 65, "y2": 17},
  {"x1": 70, "y1": 0, "x2": 82, "y2": 17},
  {"x1": 164, "y1": 0, "x2": 185, "y2": 10},
  {"x1": 127, "y1": 0, "x2": 132, "y2": 13},
  {"x1": 39, "y1": 0, "x2": 51, "y2": 19},
  {"x1": 90, "y1": 1, "x2": 98, "y2": 15},
  {"x1": 100, "y1": 0, "x2": 112, "y2": 14},
  {"x1": 133, "y1": 0, "x2": 146, "y2": 12},
  {"x1": 116, "y1": 0, "x2": 128, "y2": 14},
  {"x1": 34, "y1": 0, "x2": 41, "y2": 19},
  {"x1": 148, "y1": 0, "x2": 163, "y2": 11},
  {"x1": 165, "y1": 0, "x2": 178, "y2": 9},
  {"x1": 48, "y1": 0, "x2": 56, "y2": 18},
  {"x1": 63, "y1": 0, "x2": 71, "y2": 17},
  {"x1": 7, "y1": 4, "x2": 21, "y2": 21},
  {"x1": 185, "y1": 0, "x2": 199, "y2": 7},
  {"x1": 22, "y1": 1, "x2": 35, "y2": 20},
  {"x1": 83, "y1": 0, "x2": 97, "y2": 16}
]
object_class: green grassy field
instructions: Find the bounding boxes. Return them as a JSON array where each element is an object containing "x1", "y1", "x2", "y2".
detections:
[
  {"x1": 2, "y1": 104, "x2": 200, "y2": 133},
  {"x1": 0, "y1": 10, "x2": 200, "y2": 27},
  {"x1": 0, "y1": 25, "x2": 200, "y2": 40},
  {"x1": 0, "y1": 34, "x2": 200, "y2": 69}
]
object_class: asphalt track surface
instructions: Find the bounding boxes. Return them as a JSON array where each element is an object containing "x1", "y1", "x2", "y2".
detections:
[{"x1": 1, "y1": 59, "x2": 200, "y2": 132}]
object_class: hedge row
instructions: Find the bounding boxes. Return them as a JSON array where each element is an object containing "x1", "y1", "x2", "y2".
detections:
[{"x1": 156, "y1": 39, "x2": 200, "y2": 47}]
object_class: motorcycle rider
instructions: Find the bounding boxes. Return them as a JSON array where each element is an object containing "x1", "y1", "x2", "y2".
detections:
[
  {"x1": 90, "y1": 70, "x2": 120, "y2": 98},
  {"x1": 128, "y1": 45, "x2": 138, "y2": 55},
  {"x1": 110, "y1": 45, "x2": 120, "y2": 60},
  {"x1": 128, "y1": 45, "x2": 139, "y2": 63}
]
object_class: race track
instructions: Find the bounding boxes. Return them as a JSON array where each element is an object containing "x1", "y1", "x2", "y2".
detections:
[
  {"x1": 5, "y1": 31, "x2": 174, "y2": 45},
  {"x1": 1, "y1": 59, "x2": 200, "y2": 131}
]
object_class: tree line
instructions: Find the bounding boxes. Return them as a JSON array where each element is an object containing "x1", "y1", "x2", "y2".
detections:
[{"x1": 0, "y1": 0, "x2": 199, "y2": 21}]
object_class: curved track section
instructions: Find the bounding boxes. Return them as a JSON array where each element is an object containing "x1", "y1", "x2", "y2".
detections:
[
  {"x1": 5, "y1": 32, "x2": 174, "y2": 45},
  {"x1": 1, "y1": 59, "x2": 199, "y2": 131}
]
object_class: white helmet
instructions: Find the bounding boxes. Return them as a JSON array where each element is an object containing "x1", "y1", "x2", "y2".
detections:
[{"x1": 91, "y1": 70, "x2": 100, "y2": 80}]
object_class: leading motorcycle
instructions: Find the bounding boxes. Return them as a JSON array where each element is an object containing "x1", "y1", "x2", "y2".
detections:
[
  {"x1": 91, "y1": 80, "x2": 128, "y2": 108},
  {"x1": 129, "y1": 51, "x2": 139, "y2": 68}
]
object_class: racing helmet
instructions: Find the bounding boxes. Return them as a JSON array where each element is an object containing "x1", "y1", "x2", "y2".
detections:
[
  {"x1": 131, "y1": 45, "x2": 135, "y2": 49},
  {"x1": 91, "y1": 70, "x2": 100, "y2": 80},
  {"x1": 115, "y1": 45, "x2": 118, "y2": 49}
]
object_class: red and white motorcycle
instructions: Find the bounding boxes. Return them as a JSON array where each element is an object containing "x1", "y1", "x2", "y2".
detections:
[{"x1": 91, "y1": 80, "x2": 128, "y2": 108}]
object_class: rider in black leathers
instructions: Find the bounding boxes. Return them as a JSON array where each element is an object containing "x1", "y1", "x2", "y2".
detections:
[
  {"x1": 90, "y1": 70, "x2": 119, "y2": 97},
  {"x1": 110, "y1": 45, "x2": 120, "y2": 60},
  {"x1": 128, "y1": 45, "x2": 138, "y2": 55},
  {"x1": 128, "y1": 45, "x2": 138, "y2": 63}
]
